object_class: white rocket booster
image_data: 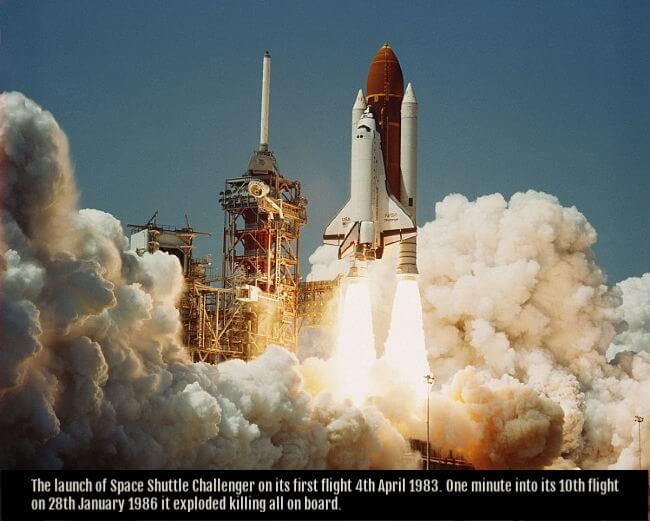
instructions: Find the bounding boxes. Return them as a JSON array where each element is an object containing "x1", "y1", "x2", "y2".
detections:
[{"x1": 397, "y1": 83, "x2": 418, "y2": 277}]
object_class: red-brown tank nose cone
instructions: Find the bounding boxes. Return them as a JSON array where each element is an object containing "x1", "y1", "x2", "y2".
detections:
[{"x1": 366, "y1": 43, "x2": 404, "y2": 100}]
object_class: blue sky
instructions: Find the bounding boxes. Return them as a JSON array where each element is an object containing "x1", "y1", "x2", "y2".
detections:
[{"x1": 1, "y1": 0, "x2": 648, "y2": 283}]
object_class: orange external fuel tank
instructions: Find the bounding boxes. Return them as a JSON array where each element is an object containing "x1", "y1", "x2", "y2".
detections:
[{"x1": 365, "y1": 42, "x2": 404, "y2": 200}]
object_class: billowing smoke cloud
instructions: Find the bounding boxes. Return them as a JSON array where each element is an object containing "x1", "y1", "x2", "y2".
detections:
[
  {"x1": 607, "y1": 274, "x2": 650, "y2": 360},
  {"x1": 3, "y1": 91, "x2": 647, "y2": 471},
  {"x1": 306, "y1": 192, "x2": 649, "y2": 469},
  {"x1": 0, "y1": 92, "x2": 412, "y2": 469}
]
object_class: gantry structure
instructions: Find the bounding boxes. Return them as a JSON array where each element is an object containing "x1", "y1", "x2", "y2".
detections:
[
  {"x1": 128, "y1": 153, "x2": 343, "y2": 363},
  {"x1": 127, "y1": 213, "x2": 222, "y2": 362},
  {"x1": 215, "y1": 149, "x2": 307, "y2": 360}
]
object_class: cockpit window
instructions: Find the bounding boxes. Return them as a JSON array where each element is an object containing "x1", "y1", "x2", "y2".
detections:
[{"x1": 358, "y1": 125, "x2": 371, "y2": 132}]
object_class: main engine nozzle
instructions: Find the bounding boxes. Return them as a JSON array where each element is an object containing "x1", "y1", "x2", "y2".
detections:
[{"x1": 347, "y1": 245, "x2": 371, "y2": 279}]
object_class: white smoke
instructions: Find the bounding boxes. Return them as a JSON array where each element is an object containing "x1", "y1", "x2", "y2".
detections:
[
  {"x1": 305, "y1": 192, "x2": 649, "y2": 469},
  {"x1": 607, "y1": 274, "x2": 650, "y2": 360},
  {"x1": 0, "y1": 92, "x2": 412, "y2": 469},
  {"x1": 417, "y1": 192, "x2": 649, "y2": 469},
  {"x1": 3, "y1": 91, "x2": 647, "y2": 472}
]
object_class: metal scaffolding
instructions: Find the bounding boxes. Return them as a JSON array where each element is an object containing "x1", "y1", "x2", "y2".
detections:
[
  {"x1": 216, "y1": 149, "x2": 307, "y2": 360},
  {"x1": 296, "y1": 275, "x2": 343, "y2": 329},
  {"x1": 127, "y1": 213, "x2": 223, "y2": 362},
  {"x1": 127, "y1": 51, "x2": 344, "y2": 363},
  {"x1": 127, "y1": 197, "x2": 344, "y2": 364}
]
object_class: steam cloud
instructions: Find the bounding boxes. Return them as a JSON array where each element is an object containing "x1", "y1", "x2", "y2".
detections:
[
  {"x1": 1, "y1": 91, "x2": 648, "y2": 470},
  {"x1": 307, "y1": 192, "x2": 649, "y2": 469},
  {"x1": 0, "y1": 92, "x2": 411, "y2": 469}
]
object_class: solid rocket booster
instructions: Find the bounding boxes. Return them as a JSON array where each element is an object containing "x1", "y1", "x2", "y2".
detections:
[
  {"x1": 400, "y1": 83, "x2": 417, "y2": 209},
  {"x1": 323, "y1": 43, "x2": 419, "y2": 277},
  {"x1": 259, "y1": 51, "x2": 271, "y2": 151},
  {"x1": 397, "y1": 83, "x2": 418, "y2": 277}
]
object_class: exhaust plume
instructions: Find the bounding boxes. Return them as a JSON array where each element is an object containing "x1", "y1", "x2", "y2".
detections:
[
  {"x1": 306, "y1": 192, "x2": 649, "y2": 469},
  {"x1": 2, "y1": 91, "x2": 647, "y2": 471}
]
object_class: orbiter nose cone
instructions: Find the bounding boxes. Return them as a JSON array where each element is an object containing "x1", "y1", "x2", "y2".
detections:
[{"x1": 366, "y1": 43, "x2": 404, "y2": 99}]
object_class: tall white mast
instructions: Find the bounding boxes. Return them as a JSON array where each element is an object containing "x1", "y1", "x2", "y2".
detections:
[{"x1": 259, "y1": 51, "x2": 271, "y2": 151}]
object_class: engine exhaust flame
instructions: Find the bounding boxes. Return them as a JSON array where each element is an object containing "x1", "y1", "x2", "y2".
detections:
[
  {"x1": 382, "y1": 278, "x2": 430, "y2": 399},
  {"x1": 331, "y1": 278, "x2": 376, "y2": 404}
]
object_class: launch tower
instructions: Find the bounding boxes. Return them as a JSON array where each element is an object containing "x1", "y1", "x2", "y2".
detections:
[{"x1": 217, "y1": 51, "x2": 307, "y2": 359}]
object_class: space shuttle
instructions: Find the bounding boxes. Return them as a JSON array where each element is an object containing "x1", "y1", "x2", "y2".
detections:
[{"x1": 324, "y1": 43, "x2": 419, "y2": 278}]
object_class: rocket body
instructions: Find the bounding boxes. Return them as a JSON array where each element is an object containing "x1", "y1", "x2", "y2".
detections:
[
  {"x1": 324, "y1": 43, "x2": 419, "y2": 277},
  {"x1": 399, "y1": 83, "x2": 417, "y2": 216},
  {"x1": 397, "y1": 83, "x2": 418, "y2": 277}
]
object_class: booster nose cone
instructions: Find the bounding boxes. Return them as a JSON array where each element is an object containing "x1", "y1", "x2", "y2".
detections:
[{"x1": 402, "y1": 82, "x2": 417, "y2": 105}]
